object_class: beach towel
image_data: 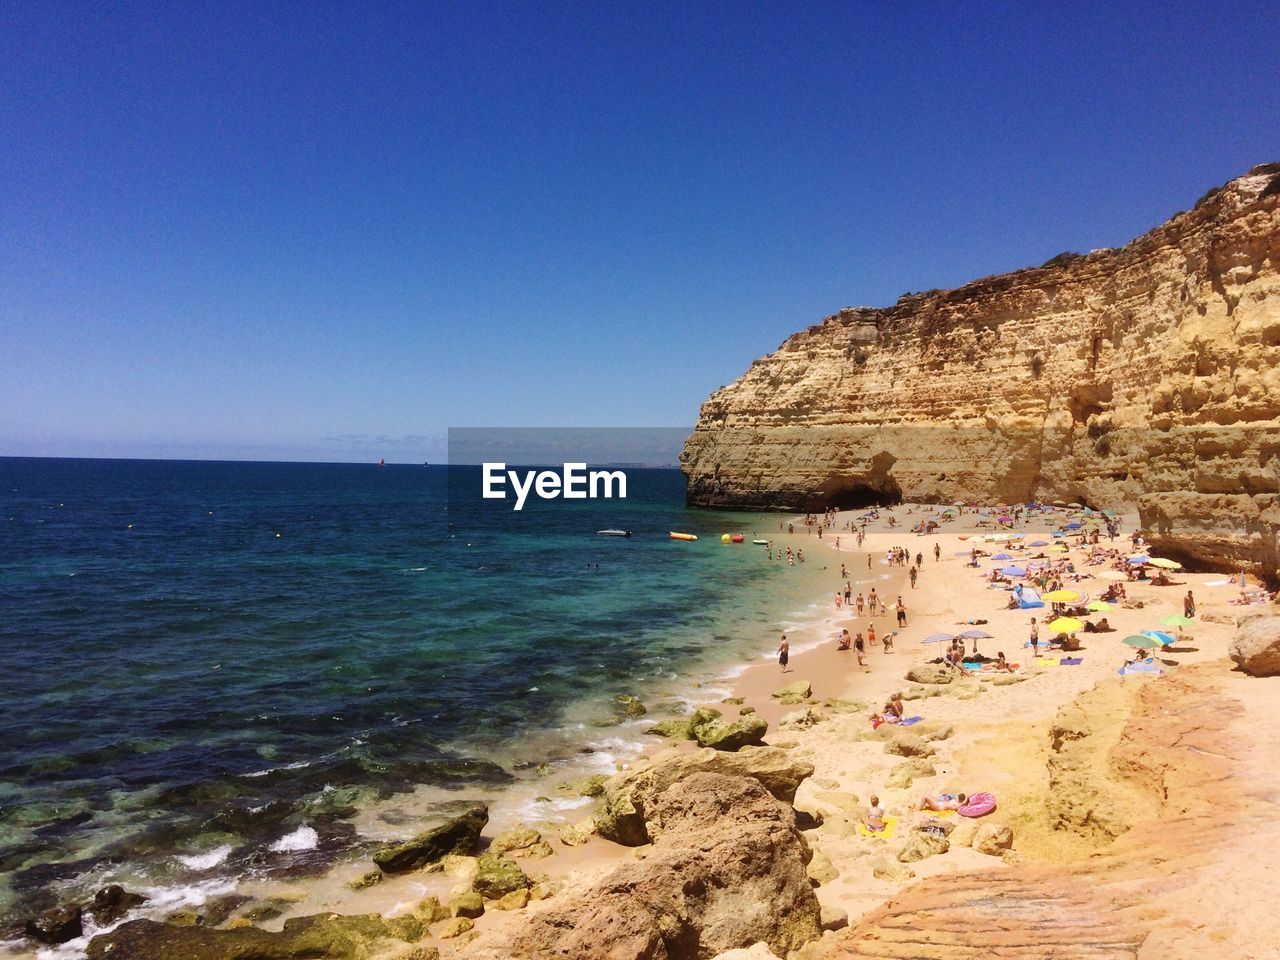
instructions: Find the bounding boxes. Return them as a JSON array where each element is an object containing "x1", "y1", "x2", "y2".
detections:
[
  {"x1": 962, "y1": 662, "x2": 982, "y2": 671},
  {"x1": 857, "y1": 815, "x2": 899, "y2": 839},
  {"x1": 1204, "y1": 579, "x2": 1231, "y2": 587},
  {"x1": 898, "y1": 716, "x2": 923, "y2": 726},
  {"x1": 1036, "y1": 658, "x2": 1059, "y2": 666},
  {"x1": 1060, "y1": 657, "x2": 1083, "y2": 665}
]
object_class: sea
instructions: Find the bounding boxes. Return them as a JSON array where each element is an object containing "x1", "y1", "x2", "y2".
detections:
[{"x1": 0, "y1": 457, "x2": 835, "y2": 950}]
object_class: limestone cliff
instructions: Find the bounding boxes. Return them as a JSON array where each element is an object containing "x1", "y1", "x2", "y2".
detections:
[{"x1": 681, "y1": 164, "x2": 1280, "y2": 578}]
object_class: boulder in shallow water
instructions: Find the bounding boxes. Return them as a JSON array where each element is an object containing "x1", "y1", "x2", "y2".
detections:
[
  {"x1": 372, "y1": 802, "x2": 488, "y2": 873},
  {"x1": 595, "y1": 746, "x2": 814, "y2": 846},
  {"x1": 613, "y1": 694, "x2": 648, "y2": 717},
  {"x1": 25, "y1": 905, "x2": 82, "y2": 945},
  {"x1": 86, "y1": 912, "x2": 424, "y2": 960},
  {"x1": 90, "y1": 884, "x2": 148, "y2": 925},
  {"x1": 1229, "y1": 614, "x2": 1280, "y2": 676}
]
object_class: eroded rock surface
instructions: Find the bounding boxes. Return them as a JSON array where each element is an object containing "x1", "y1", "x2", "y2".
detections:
[
  {"x1": 682, "y1": 165, "x2": 1280, "y2": 578},
  {"x1": 595, "y1": 746, "x2": 814, "y2": 846},
  {"x1": 470, "y1": 773, "x2": 821, "y2": 960}
]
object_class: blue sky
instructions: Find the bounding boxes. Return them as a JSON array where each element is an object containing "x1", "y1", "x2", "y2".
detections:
[{"x1": 2, "y1": 1, "x2": 1276, "y2": 462}]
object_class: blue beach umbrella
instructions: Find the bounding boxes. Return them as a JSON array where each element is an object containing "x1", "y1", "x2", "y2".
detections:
[
  {"x1": 1065, "y1": 522, "x2": 1083, "y2": 529},
  {"x1": 992, "y1": 552, "x2": 1013, "y2": 560},
  {"x1": 1000, "y1": 566, "x2": 1027, "y2": 577},
  {"x1": 1143, "y1": 630, "x2": 1178, "y2": 646},
  {"x1": 1028, "y1": 540, "x2": 1049, "y2": 547}
]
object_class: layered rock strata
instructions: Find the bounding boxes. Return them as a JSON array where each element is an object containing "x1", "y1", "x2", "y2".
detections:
[{"x1": 681, "y1": 164, "x2": 1280, "y2": 577}]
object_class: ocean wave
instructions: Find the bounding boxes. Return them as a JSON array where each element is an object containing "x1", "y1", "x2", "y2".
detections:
[
  {"x1": 176, "y1": 844, "x2": 233, "y2": 870},
  {"x1": 268, "y1": 824, "x2": 318, "y2": 853}
]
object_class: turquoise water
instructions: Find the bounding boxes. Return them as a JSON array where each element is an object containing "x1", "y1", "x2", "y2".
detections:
[{"x1": 0, "y1": 458, "x2": 826, "y2": 928}]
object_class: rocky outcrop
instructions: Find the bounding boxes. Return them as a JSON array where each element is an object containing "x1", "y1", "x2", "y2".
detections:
[
  {"x1": 595, "y1": 747, "x2": 814, "y2": 846},
  {"x1": 470, "y1": 773, "x2": 822, "y2": 960},
  {"x1": 372, "y1": 802, "x2": 487, "y2": 873},
  {"x1": 86, "y1": 910, "x2": 429, "y2": 960},
  {"x1": 688, "y1": 708, "x2": 769, "y2": 751},
  {"x1": 682, "y1": 164, "x2": 1280, "y2": 579},
  {"x1": 1229, "y1": 613, "x2": 1280, "y2": 675}
]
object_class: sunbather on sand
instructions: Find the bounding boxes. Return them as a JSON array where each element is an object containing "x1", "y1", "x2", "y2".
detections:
[
  {"x1": 863, "y1": 794, "x2": 887, "y2": 832},
  {"x1": 870, "y1": 693, "x2": 905, "y2": 725},
  {"x1": 995, "y1": 651, "x2": 1015, "y2": 673},
  {"x1": 917, "y1": 792, "x2": 967, "y2": 812}
]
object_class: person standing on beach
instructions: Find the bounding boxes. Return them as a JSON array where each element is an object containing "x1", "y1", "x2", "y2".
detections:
[
  {"x1": 909, "y1": 565, "x2": 918, "y2": 589},
  {"x1": 854, "y1": 631, "x2": 866, "y2": 666},
  {"x1": 896, "y1": 596, "x2": 907, "y2": 628},
  {"x1": 778, "y1": 634, "x2": 790, "y2": 672},
  {"x1": 1030, "y1": 617, "x2": 1039, "y2": 657},
  {"x1": 1184, "y1": 590, "x2": 1196, "y2": 619},
  {"x1": 868, "y1": 622, "x2": 877, "y2": 646},
  {"x1": 934, "y1": 543, "x2": 941, "y2": 562}
]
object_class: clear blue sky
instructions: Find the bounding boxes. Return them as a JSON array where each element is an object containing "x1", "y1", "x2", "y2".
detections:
[{"x1": 2, "y1": 1, "x2": 1276, "y2": 462}]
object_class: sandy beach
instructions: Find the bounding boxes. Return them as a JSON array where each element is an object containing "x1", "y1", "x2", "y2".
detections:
[{"x1": 69, "y1": 502, "x2": 1280, "y2": 960}]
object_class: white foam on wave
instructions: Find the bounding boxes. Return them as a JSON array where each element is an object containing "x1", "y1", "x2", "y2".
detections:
[
  {"x1": 268, "y1": 824, "x2": 318, "y2": 853},
  {"x1": 244, "y1": 758, "x2": 312, "y2": 778},
  {"x1": 176, "y1": 844, "x2": 232, "y2": 870}
]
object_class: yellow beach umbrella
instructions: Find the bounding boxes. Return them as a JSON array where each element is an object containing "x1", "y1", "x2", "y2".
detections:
[
  {"x1": 1148, "y1": 557, "x2": 1182, "y2": 569},
  {"x1": 1047, "y1": 616, "x2": 1084, "y2": 634},
  {"x1": 1042, "y1": 589, "x2": 1083, "y2": 603}
]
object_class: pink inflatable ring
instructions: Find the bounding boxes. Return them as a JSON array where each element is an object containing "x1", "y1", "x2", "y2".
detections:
[{"x1": 957, "y1": 792, "x2": 997, "y2": 818}]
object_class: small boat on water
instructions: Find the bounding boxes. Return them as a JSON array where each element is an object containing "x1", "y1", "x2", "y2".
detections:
[
  {"x1": 753, "y1": 539, "x2": 770, "y2": 545},
  {"x1": 597, "y1": 529, "x2": 632, "y2": 538},
  {"x1": 730, "y1": 534, "x2": 745, "y2": 543},
  {"x1": 669, "y1": 532, "x2": 698, "y2": 541}
]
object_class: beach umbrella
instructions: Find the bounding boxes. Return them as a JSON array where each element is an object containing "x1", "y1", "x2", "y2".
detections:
[
  {"x1": 1068, "y1": 501, "x2": 1083, "y2": 508},
  {"x1": 1143, "y1": 630, "x2": 1178, "y2": 646},
  {"x1": 1102, "y1": 509, "x2": 1116, "y2": 516},
  {"x1": 959, "y1": 629, "x2": 994, "y2": 639},
  {"x1": 1047, "y1": 616, "x2": 1084, "y2": 634},
  {"x1": 1123, "y1": 634, "x2": 1163, "y2": 649},
  {"x1": 1097, "y1": 571, "x2": 1126, "y2": 581},
  {"x1": 1000, "y1": 566, "x2": 1027, "y2": 577},
  {"x1": 1042, "y1": 589, "x2": 1083, "y2": 603},
  {"x1": 1086, "y1": 600, "x2": 1114, "y2": 612},
  {"x1": 1128, "y1": 555, "x2": 1150, "y2": 565},
  {"x1": 1148, "y1": 558, "x2": 1182, "y2": 569},
  {"x1": 1064, "y1": 522, "x2": 1083, "y2": 530},
  {"x1": 1162, "y1": 614, "x2": 1194, "y2": 628},
  {"x1": 1028, "y1": 540, "x2": 1049, "y2": 547},
  {"x1": 924, "y1": 632, "x2": 956, "y2": 643},
  {"x1": 992, "y1": 552, "x2": 1013, "y2": 560}
]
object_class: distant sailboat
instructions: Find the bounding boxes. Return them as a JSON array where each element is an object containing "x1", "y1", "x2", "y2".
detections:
[{"x1": 378, "y1": 459, "x2": 386, "y2": 467}]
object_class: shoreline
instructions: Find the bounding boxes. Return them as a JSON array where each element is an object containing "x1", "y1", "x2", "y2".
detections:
[{"x1": 21, "y1": 502, "x2": 1280, "y2": 958}]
